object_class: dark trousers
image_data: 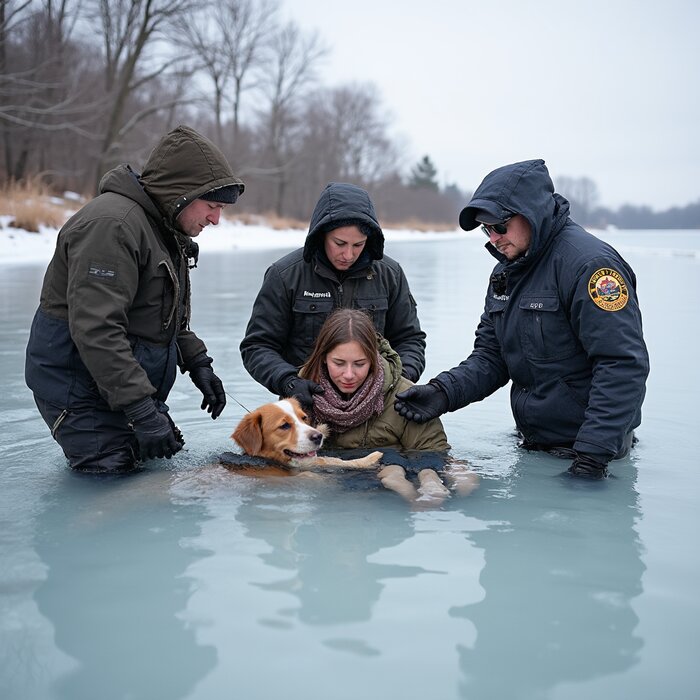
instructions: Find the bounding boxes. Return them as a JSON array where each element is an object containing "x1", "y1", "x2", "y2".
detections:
[
  {"x1": 34, "y1": 397, "x2": 139, "y2": 473},
  {"x1": 519, "y1": 431, "x2": 636, "y2": 461}
]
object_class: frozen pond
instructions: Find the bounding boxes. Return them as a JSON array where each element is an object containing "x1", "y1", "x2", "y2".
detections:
[{"x1": 1, "y1": 229, "x2": 698, "y2": 699}]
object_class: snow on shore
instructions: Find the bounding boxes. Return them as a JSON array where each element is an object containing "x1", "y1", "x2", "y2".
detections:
[{"x1": 0, "y1": 215, "x2": 469, "y2": 265}]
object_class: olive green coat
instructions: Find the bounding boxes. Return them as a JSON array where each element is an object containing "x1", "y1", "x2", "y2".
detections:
[
  {"x1": 25, "y1": 125, "x2": 244, "y2": 410},
  {"x1": 324, "y1": 338, "x2": 450, "y2": 451}
]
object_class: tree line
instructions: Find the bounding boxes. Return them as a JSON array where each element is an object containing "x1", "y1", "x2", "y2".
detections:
[
  {"x1": 1, "y1": 1, "x2": 697, "y2": 229},
  {"x1": 555, "y1": 176, "x2": 699, "y2": 230}
]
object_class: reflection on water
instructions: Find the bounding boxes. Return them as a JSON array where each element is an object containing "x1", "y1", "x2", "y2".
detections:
[
  {"x1": 169, "y1": 468, "x2": 487, "y2": 698},
  {"x1": 238, "y1": 486, "x2": 421, "y2": 628},
  {"x1": 33, "y1": 470, "x2": 216, "y2": 700},
  {"x1": 453, "y1": 452, "x2": 644, "y2": 698},
  {"x1": 1, "y1": 232, "x2": 698, "y2": 699}
]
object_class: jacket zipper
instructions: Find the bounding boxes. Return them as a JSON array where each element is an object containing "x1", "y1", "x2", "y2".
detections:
[{"x1": 158, "y1": 260, "x2": 180, "y2": 333}]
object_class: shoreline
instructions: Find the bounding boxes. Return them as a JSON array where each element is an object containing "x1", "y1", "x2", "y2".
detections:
[{"x1": 0, "y1": 219, "x2": 472, "y2": 266}]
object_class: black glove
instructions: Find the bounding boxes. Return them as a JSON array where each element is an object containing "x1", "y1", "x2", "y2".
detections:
[
  {"x1": 567, "y1": 452, "x2": 609, "y2": 479},
  {"x1": 164, "y1": 411, "x2": 186, "y2": 447},
  {"x1": 394, "y1": 381, "x2": 449, "y2": 424},
  {"x1": 189, "y1": 364, "x2": 226, "y2": 419},
  {"x1": 124, "y1": 397, "x2": 183, "y2": 461},
  {"x1": 284, "y1": 376, "x2": 325, "y2": 409}
]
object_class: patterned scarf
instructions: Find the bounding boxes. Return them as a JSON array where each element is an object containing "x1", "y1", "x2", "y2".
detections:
[{"x1": 312, "y1": 355, "x2": 385, "y2": 433}]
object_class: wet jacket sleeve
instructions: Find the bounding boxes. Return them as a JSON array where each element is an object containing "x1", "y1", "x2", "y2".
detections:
[
  {"x1": 383, "y1": 265, "x2": 426, "y2": 382},
  {"x1": 566, "y1": 258, "x2": 649, "y2": 459},
  {"x1": 176, "y1": 329, "x2": 208, "y2": 370},
  {"x1": 63, "y1": 219, "x2": 158, "y2": 409},
  {"x1": 239, "y1": 263, "x2": 299, "y2": 395}
]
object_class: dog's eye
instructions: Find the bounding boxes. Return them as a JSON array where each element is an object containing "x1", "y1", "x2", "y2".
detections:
[
  {"x1": 301, "y1": 414, "x2": 309, "y2": 423},
  {"x1": 279, "y1": 422, "x2": 291, "y2": 431}
]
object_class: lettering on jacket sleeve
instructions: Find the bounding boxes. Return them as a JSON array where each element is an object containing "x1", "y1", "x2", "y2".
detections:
[{"x1": 87, "y1": 263, "x2": 117, "y2": 281}]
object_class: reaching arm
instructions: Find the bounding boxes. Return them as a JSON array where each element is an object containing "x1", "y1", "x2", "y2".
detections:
[{"x1": 239, "y1": 263, "x2": 299, "y2": 394}]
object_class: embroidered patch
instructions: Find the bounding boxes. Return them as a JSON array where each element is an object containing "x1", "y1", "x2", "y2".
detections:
[
  {"x1": 588, "y1": 268, "x2": 629, "y2": 311},
  {"x1": 88, "y1": 263, "x2": 117, "y2": 281}
]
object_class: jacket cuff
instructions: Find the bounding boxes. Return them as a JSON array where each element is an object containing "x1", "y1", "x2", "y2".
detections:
[
  {"x1": 181, "y1": 351, "x2": 213, "y2": 373},
  {"x1": 123, "y1": 396, "x2": 157, "y2": 421},
  {"x1": 428, "y1": 378, "x2": 452, "y2": 412}
]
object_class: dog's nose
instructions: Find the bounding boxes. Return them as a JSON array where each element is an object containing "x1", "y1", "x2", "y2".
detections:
[{"x1": 310, "y1": 431, "x2": 323, "y2": 445}]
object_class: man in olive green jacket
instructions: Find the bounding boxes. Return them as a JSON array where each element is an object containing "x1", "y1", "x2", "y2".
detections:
[{"x1": 25, "y1": 125, "x2": 244, "y2": 472}]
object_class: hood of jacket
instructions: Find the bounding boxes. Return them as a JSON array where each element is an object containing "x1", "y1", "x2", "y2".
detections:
[
  {"x1": 459, "y1": 159, "x2": 570, "y2": 263},
  {"x1": 378, "y1": 335, "x2": 402, "y2": 394},
  {"x1": 136, "y1": 125, "x2": 244, "y2": 230},
  {"x1": 98, "y1": 164, "x2": 162, "y2": 222},
  {"x1": 303, "y1": 182, "x2": 384, "y2": 262}
]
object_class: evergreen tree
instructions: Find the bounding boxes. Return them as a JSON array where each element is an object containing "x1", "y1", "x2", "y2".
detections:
[{"x1": 409, "y1": 155, "x2": 439, "y2": 191}]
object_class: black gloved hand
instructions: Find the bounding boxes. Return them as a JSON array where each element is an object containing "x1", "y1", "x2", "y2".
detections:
[
  {"x1": 567, "y1": 452, "x2": 609, "y2": 479},
  {"x1": 394, "y1": 381, "x2": 449, "y2": 424},
  {"x1": 189, "y1": 365, "x2": 226, "y2": 419},
  {"x1": 164, "y1": 411, "x2": 186, "y2": 447},
  {"x1": 124, "y1": 397, "x2": 183, "y2": 461},
  {"x1": 284, "y1": 376, "x2": 325, "y2": 409}
]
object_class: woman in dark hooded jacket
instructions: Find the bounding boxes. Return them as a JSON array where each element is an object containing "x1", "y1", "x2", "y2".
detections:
[{"x1": 240, "y1": 182, "x2": 426, "y2": 406}]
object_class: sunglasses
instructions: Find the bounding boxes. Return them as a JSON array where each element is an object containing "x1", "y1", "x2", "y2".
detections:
[{"x1": 481, "y1": 216, "x2": 513, "y2": 238}]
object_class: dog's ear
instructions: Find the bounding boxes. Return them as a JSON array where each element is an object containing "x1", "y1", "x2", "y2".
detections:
[{"x1": 232, "y1": 412, "x2": 264, "y2": 455}]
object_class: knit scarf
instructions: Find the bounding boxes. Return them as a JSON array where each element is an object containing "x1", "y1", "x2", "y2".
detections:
[{"x1": 312, "y1": 355, "x2": 385, "y2": 433}]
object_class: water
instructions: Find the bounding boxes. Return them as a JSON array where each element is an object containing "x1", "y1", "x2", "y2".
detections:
[{"x1": 1, "y1": 230, "x2": 698, "y2": 700}]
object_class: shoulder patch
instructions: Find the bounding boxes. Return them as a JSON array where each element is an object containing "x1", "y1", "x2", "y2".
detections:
[
  {"x1": 88, "y1": 263, "x2": 117, "y2": 281},
  {"x1": 588, "y1": 268, "x2": 629, "y2": 312}
]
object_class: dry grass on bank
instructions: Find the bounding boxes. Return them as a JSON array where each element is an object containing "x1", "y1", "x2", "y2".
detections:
[
  {"x1": 0, "y1": 181, "x2": 75, "y2": 232},
  {"x1": 226, "y1": 211, "x2": 457, "y2": 233},
  {"x1": 1, "y1": 182, "x2": 457, "y2": 235},
  {"x1": 385, "y1": 217, "x2": 456, "y2": 232}
]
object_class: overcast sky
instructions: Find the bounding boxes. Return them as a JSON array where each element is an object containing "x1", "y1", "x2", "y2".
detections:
[{"x1": 282, "y1": 0, "x2": 699, "y2": 211}]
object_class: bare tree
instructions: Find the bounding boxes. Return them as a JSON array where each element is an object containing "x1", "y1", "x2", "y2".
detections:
[
  {"x1": 330, "y1": 83, "x2": 397, "y2": 185},
  {"x1": 86, "y1": 0, "x2": 198, "y2": 190},
  {"x1": 556, "y1": 175, "x2": 600, "y2": 225},
  {"x1": 1, "y1": 0, "x2": 36, "y2": 178},
  {"x1": 0, "y1": 0, "x2": 98, "y2": 182},
  {"x1": 1, "y1": 1, "x2": 473, "y2": 227},
  {"x1": 221, "y1": 0, "x2": 277, "y2": 151},
  {"x1": 185, "y1": 0, "x2": 278, "y2": 150},
  {"x1": 283, "y1": 83, "x2": 398, "y2": 218},
  {"x1": 259, "y1": 20, "x2": 327, "y2": 215},
  {"x1": 182, "y1": 1, "x2": 229, "y2": 144}
]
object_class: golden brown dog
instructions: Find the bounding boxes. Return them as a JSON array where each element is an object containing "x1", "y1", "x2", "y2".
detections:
[
  {"x1": 229, "y1": 398, "x2": 478, "y2": 505},
  {"x1": 231, "y1": 398, "x2": 382, "y2": 471}
]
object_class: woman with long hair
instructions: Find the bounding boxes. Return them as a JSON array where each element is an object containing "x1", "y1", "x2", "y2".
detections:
[
  {"x1": 300, "y1": 308, "x2": 448, "y2": 451},
  {"x1": 299, "y1": 309, "x2": 476, "y2": 503}
]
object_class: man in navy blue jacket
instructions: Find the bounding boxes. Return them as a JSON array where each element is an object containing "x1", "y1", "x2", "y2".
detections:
[{"x1": 395, "y1": 159, "x2": 649, "y2": 479}]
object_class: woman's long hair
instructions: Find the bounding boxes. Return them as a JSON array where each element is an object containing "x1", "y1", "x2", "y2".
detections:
[{"x1": 300, "y1": 309, "x2": 379, "y2": 383}]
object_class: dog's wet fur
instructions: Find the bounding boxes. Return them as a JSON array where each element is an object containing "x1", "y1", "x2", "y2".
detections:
[
  {"x1": 231, "y1": 398, "x2": 382, "y2": 470},
  {"x1": 227, "y1": 398, "x2": 478, "y2": 505}
]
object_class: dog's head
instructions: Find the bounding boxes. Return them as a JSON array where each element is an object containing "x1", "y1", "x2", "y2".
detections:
[{"x1": 231, "y1": 398, "x2": 329, "y2": 466}]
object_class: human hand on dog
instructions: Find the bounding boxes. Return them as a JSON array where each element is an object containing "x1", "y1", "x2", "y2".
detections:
[
  {"x1": 394, "y1": 381, "x2": 449, "y2": 423},
  {"x1": 285, "y1": 377, "x2": 324, "y2": 409}
]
